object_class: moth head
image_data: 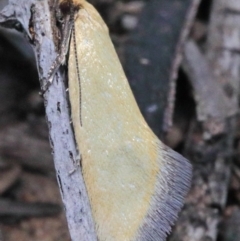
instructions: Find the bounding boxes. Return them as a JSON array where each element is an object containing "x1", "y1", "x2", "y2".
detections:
[{"x1": 59, "y1": 0, "x2": 82, "y2": 16}]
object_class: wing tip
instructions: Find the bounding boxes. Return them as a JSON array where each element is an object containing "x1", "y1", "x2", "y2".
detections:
[{"x1": 135, "y1": 145, "x2": 192, "y2": 241}]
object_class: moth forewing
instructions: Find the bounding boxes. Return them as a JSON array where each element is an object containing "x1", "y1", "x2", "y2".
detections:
[{"x1": 54, "y1": 1, "x2": 193, "y2": 241}]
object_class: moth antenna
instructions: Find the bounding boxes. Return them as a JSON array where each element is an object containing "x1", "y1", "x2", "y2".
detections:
[{"x1": 72, "y1": 15, "x2": 83, "y2": 127}]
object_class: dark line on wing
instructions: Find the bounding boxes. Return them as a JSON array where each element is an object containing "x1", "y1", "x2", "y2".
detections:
[{"x1": 72, "y1": 10, "x2": 83, "y2": 127}]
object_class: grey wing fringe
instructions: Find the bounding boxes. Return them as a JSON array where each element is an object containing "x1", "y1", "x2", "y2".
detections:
[{"x1": 135, "y1": 144, "x2": 192, "y2": 241}]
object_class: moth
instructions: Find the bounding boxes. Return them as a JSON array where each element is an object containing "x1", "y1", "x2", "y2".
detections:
[{"x1": 46, "y1": 0, "x2": 192, "y2": 240}]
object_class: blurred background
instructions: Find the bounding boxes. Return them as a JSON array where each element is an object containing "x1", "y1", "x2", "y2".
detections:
[{"x1": 0, "y1": 0, "x2": 240, "y2": 240}]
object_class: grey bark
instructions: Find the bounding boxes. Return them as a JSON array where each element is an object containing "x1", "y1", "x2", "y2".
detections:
[
  {"x1": 173, "y1": 0, "x2": 240, "y2": 240},
  {"x1": 0, "y1": 1, "x2": 97, "y2": 241}
]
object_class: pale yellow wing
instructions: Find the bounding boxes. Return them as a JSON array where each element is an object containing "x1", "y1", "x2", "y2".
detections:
[{"x1": 67, "y1": 1, "x2": 191, "y2": 241}]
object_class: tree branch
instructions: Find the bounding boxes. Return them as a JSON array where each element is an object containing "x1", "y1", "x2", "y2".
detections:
[{"x1": 0, "y1": 1, "x2": 97, "y2": 240}]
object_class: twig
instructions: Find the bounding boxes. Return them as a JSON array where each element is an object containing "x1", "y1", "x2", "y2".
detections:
[{"x1": 0, "y1": 1, "x2": 97, "y2": 240}]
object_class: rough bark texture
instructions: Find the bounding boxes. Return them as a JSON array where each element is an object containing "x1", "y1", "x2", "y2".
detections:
[
  {"x1": 171, "y1": 0, "x2": 240, "y2": 240},
  {"x1": 183, "y1": 40, "x2": 236, "y2": 126},
  {"x1": 0, "y1": 1, "x2": 97, "y2": 240},
  {"x1": 207, "y1": 0, "x2": 240, "y2": 111}
]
